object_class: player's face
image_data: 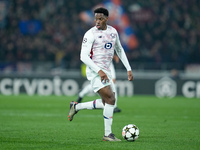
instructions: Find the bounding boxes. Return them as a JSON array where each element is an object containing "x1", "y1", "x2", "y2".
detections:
[{"x1": 94, "y1": 13, "x2": 108, "y2": 30}]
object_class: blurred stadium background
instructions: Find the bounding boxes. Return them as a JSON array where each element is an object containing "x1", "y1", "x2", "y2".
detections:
[{"x1": 0, "y1": 0, "x2": 199, "y2": 98}]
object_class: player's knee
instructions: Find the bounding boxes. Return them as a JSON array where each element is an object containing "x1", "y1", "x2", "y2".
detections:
[{"x1": 107, "y1": 95, "x2": 115, "y2": 105}]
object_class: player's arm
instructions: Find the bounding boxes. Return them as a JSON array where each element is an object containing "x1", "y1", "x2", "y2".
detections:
[
  {"x1": 114, "y1": 32, "x2": 133, "y2": 81},
  {"x1": 80, "y1": 31, "x2": 101, "y2": 73},
  {"x1": 113, "y1": 54, "x2": 119, "y2": 63},
  {"x1": 80, "y1": 32, "x2": 109, "y2": 82}
]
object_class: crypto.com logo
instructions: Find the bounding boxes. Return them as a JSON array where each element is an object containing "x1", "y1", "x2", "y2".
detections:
[{"x1": 155, "y1": 77, "x2": 177, "y2": 98}]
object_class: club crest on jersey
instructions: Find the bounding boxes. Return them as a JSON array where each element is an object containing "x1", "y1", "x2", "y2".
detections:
[
  {"x1": 110, "y1": 33, "x2": 115, "y2": 39},
  {"x1": 98, "y1": 35, "x2": 102, "y2": 38},
  {"x1": 83, "y1": 38, "x2": 87, "y2": 43}
]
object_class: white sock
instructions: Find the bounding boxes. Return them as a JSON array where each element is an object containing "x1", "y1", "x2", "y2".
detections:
[
  {"x1": 93, "y1": 99, "x2": 104, "y2": 109},
  {"x1": 114, "y1": 91, "x2": 118, "y2": 108},
  {"x1": 103, "y1": 103, "x2": 114, "y2": 136},
  {"x1": 76, "y1": 101, "x2": 93, "y2": 110},
  {"x1": 76, "y1": 99, "x2": 104, "y2": 111}
]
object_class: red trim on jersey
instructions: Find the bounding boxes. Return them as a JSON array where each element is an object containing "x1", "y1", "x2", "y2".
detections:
[{"x1": 90, "y1": 49, "x2": 93, "y2": 59}]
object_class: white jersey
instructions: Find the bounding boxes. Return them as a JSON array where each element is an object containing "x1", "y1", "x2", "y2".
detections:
[{"x1": 80, "y1": 25, "x2": 131, "y2": 76}]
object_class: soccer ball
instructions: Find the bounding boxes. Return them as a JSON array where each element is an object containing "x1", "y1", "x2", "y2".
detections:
[{"x1": 122, "y1": 124, "x2": 139, "y2": 141}]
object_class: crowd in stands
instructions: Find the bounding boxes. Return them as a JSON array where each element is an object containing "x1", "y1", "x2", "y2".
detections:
[{"x1": 0, "y1": 0, "x2": 199, "y2": 71}]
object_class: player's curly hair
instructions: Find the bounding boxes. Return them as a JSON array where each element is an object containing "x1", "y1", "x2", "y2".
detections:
[{"x1": 94, "y1": 7, "x2": 109, "y2": 17}]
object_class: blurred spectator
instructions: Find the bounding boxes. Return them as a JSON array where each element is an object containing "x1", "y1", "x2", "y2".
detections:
[
  {"x1": 0, "y1": 0, "x2": 199, "y2": 72},
  {"x1": 170, "y1": 69, "x2": 180, "y2": 80}
]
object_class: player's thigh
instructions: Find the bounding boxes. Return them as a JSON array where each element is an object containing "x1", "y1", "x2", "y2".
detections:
[{"x1": 98, "y1": 85, "x2": 115, "y2": 105}]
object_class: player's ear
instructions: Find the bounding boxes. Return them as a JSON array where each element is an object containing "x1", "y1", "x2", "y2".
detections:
[{"x1": 105, "y1": 16, "x2": 108, "y2": 22}]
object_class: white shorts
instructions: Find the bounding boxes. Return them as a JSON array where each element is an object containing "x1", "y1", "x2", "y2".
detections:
[{"x1": 86, "y1": 67, "x2": 116, "y2": 93}]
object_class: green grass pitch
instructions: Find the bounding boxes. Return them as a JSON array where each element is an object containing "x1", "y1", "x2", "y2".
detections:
[{"x1": 0, "y1": 95, "x2": 200, "y2": 150}]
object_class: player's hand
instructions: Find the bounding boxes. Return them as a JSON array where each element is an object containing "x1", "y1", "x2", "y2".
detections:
[
  {"x1": 127, "y1": 71, "x2": 133, "y2": 81},
  {"x1": 98, "y1": 70, "x2": 109, "y2": 83}
]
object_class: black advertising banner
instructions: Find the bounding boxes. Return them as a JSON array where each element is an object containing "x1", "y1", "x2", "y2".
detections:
[{"x1": 0, "y1": 75, "x2": 199, "y2": 98}]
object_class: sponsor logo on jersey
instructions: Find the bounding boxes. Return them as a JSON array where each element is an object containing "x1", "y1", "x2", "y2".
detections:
[{"x1": 104, "y1": 43, "x2": 112, "y2": 49}]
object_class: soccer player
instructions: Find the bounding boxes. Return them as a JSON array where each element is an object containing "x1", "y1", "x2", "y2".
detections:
[
  {"x1": 76, "y1": 55, "x2": 121, "y2": 113},
  {"x1": 68, "y1": 7, "x2": 133, "y2": 141}
]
